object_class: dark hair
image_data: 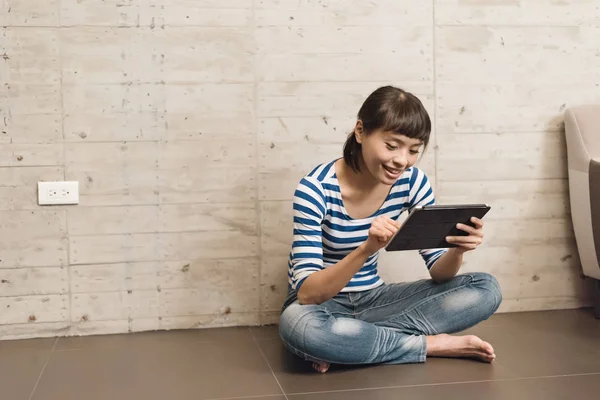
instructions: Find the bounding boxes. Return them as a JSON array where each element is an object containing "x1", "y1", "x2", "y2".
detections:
[{"x1": 343, "y1": 86, "x2": 431, "y2": 172}]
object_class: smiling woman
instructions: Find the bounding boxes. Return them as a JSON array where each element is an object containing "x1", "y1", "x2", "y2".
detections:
[
  {"x1": 343, "y1": 86, "x2": 431, "y2": 177},
  {"x1": 278, "y1": 85, "x2": 502, "y2": 373}
]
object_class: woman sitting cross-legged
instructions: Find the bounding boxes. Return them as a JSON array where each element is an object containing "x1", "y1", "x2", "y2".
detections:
[{"x1": 278, "y1": 85, "x2": 502, "y2": 373}]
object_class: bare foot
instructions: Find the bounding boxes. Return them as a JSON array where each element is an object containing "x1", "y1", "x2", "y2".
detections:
[
  {"x1": 312, "y1": 361, "x2": 330, "y2": 373},
  {"x1": 426, "y1": 334, "x2": 496, "y2": 363}
]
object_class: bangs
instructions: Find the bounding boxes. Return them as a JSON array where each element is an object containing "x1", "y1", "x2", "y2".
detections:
[
  {"x1": 379, "y1": 100, "x2": 431, "y2": 144},
  {"x1": 360, "y1": 88, "x2": 431, "y2": 145}
]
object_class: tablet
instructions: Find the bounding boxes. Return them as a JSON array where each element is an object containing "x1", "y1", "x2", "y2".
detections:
[{"x1": 385, "y1": 204, "x2": 491, "y2": 251}]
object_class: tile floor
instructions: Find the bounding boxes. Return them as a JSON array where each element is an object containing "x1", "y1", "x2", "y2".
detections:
[{"x1": 1, "y1": 308, "x2": 600, "y2": 400}]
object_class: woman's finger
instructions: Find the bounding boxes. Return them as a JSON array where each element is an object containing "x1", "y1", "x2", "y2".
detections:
[
  {"x1": 390, "y1": 219, "x2": 401, "y2": 229},
  {"x1": 371, "y1": 228, "x2": 389, "y2": 242},
  {"x1": 448, "y1": 236, "x2": 483, "y2": 244},
  {"x1": 381, "y1": 227, "x2": 397, "y2": 239},
  {"x1": 374, "y1": 219, "x2": 399, "y2": 235},
  {"x1": 370, "y1": 226, "x2": 383, "y2": 237},
  {"x1": 379, "y1": 216, "x2": 401, "y2": 230},
  {"x1": 383, "y1": 221, "x2": 400, "y2": 234},
  {"x1": 457, "y1": 223, "x2": 484, "y2": 237},
  {"x1": 470, "y1": 217, "x2": 484, "y2": 229},
  {"x1": 373, "y1": 216, "x2": 398, "y2": 225},
  {"x1": 450, "y1": 239, "x2": 479, "y2": 249},
  {"x1": 447, "y1": 236, "x2": 483, "y2": 245}
]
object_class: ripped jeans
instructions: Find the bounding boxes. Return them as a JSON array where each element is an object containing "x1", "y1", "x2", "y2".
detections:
[{"x1": 278, "y1": 272, "x2": 502, "y2": 365}]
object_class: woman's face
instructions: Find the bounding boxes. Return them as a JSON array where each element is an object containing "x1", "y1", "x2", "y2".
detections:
[{"x1": 356, "y1": 124, "x2": 424, "y2": 185}]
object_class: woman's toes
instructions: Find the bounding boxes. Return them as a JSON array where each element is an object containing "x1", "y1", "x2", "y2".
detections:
[
  {"x1": 478, "y1": 351, "x2": 495, "y2": 363},
  {"x1": 479, "y1": 340, "x2": 495, "y2": 356},
  {"x1": 312, "y1": 362, "x2": 330, "y2": 373}
]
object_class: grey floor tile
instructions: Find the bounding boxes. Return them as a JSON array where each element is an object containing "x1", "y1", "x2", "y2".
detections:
[
  {"x1": 497, "y1": 374, "x2": 600, "y2": 400},
  {"x1": 257, "y1": 338, "x2": 516, "y2": 395},
  {"x1": 31, "y1": 346, "x2": 139, "y2": 400},
  {"x1": 7, "y1": 308, "x2": 599, "y2": 400},
  {"x1": 483, "y1": 308, "x2": 600, "y2": 333},
  {"x1": 55, "y1": 327, "x2": 253, "y2": 351},
  {"x1": 33, "y1": 338, "x2": 283, "y2": 400},
  {"x1": 250, "y1": 325, "x2": 280, "y2": 340},
  {"x1": 463, "y1": 311, "x2": 600, "y2": 377},
  {"x1": 0, "y1": 337, "x2": 56, "y2": 352},
  {"x1": 0, "y1": 346, "x2": 50, "y2": 400},
  {"x1": 287, "y1": 373, "x2": 600, "y2": 400}
]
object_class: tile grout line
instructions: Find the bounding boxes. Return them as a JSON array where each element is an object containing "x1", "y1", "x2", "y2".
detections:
[
  {"x1": 248, "y1": 327, "x2": 289, "y2": 400},
  {"x1": 205, "y1": 394, "x2": 285, "y2": 400},
  {"x1": 285, "y1": 371, "x2": 600, "y2": 397},
  {"x1": 27, "y1": 338, "x2": 58, "y2": 400}
]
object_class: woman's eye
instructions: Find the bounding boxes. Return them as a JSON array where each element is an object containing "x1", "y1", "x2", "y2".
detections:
[
  {"x1": 410, "y1": 150, "x2": 420, "y2": 155},
  {"x1": 385, "y1": 143, "x2": 398, "y2": 150}
]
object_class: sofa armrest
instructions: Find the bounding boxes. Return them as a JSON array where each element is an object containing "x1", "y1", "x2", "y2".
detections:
[{"x1": 591, "y1": 158, "x2": 600, "y2": 267}]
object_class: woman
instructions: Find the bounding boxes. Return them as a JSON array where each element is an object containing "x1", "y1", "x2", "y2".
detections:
[{"x1": 278, "y1": 86, "x2": 502, "y2": 373}]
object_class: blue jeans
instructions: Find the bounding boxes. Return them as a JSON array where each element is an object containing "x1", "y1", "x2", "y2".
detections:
[{"x1": 278, "y1": 272, "x2": 502, "y2": 365}]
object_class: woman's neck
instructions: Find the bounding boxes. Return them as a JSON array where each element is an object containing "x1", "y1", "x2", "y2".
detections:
[{"x1": 337, "y1": 158, "x2": 387, "y2": 193}]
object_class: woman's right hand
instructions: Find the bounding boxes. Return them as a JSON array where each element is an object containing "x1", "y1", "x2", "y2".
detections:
[{"x1": 360, "y1": 216, "x2": 401, "y2": 256}]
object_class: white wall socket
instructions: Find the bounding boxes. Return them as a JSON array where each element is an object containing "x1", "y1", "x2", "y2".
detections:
[{"x1": 38, "y1": 181, "x2": 79, "y2": 205}]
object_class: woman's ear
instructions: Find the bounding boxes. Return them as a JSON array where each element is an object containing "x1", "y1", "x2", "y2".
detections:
[{"x1": 354, "y1": 120, "x2": 364, "y2": 144}]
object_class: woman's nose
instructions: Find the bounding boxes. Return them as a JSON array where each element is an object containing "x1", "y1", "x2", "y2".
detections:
[{"x1": 392, "y1": 151, "x2": 408, "y2": 168}]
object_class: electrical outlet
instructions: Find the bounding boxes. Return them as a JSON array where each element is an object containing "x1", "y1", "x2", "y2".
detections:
[{"x1": 38, "y1": 181, "x2": 79, "y2": 205}]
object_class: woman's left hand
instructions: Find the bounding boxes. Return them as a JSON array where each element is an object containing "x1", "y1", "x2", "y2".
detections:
[{"x1": 446, "y1": 217, "x2": 484, "y2": 253}]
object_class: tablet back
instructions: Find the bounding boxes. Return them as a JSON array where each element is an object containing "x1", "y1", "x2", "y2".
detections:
[{"x1": 385, "y1": 204, "x2": 490, "y2": 251}]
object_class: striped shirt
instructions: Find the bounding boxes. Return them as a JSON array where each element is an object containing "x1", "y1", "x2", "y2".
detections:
[{"x1": 287, "y1": 159, "x2": 447, "y2": 292}]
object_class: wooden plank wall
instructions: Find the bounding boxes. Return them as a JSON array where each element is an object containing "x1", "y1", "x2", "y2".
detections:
[{"x1": 0, "y1": 0, "x2": 597, "y2": 339}]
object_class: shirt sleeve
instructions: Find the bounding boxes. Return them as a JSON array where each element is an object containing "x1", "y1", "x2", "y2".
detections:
[
  {"x1": 289, "y1": 176, "x2": 326, "y2": 290},
  {"x1": 407, "y1": 168, "x2": 448, "y2": 270}
]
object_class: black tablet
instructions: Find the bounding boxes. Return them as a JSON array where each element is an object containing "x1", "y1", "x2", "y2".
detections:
[{"x1": 385, "y1": 204, "x2": 491, "y2": 251}]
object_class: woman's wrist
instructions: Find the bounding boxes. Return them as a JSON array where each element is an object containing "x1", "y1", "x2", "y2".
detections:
[
  {"x1": 448, "y1": 247, "x2": 466, "y2": 258},
  {"x1": 356, "y1": 243, "x2": 374, "y2": 258},
  {"x1": 430, "y1": 248, "x2": 463, "y2": 282}
]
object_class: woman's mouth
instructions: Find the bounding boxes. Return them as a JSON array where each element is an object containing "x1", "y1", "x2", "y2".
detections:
[{"x1": 383, "y1": 165, "x2": 402, "y2": 178}]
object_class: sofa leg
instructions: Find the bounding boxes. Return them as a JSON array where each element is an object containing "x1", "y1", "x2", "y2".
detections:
[{"x1": 593, "y1": 279, "x2": 600, "y2": 319}]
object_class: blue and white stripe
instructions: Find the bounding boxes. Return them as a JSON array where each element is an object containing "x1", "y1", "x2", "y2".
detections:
[{"x1": 288, "y1": 160, "x2": 447, "y2": 292}]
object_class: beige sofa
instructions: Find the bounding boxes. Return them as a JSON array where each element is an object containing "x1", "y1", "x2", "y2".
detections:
[{"x1": 564, "y1": 106, "x2": 600, "y2": 318}]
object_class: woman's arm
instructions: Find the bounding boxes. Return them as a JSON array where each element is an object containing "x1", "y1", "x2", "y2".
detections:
[
  {"x1": 429, "y1": 217, "x2": 485, "y2": 283},
  {"x1": 428, "y1": 248, "x2": 464, "y2": 283},
  {"x1": 297, "y1": 216, "x2": 400, "y2": 305},
  {"x1": 297, "y1": 244, "x2": 371, "y2": 305}
]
